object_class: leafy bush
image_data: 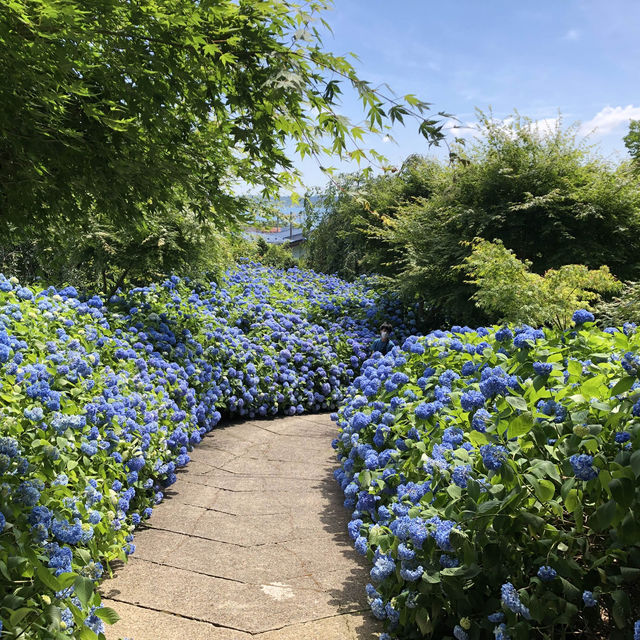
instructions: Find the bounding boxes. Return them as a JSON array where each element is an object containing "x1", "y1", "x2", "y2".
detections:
[
  {"x1": 254, "y1": 238, "x2": 299, "y2": 270},
  {"x1": 333, "y1": 315, "x2": 640, "y2": 639},
  {"x1": 302, "y1": 160, "x2": 436, "y2": 281},
  {"x1": 596, "y1": 282, "x2": 640, "y2": 327},
  {"x1": 462, "y1": 238, "x2": 621, "y2": 329},
  {"x1": 0, "y1": 262, "x2": 407, "y2": 639}
]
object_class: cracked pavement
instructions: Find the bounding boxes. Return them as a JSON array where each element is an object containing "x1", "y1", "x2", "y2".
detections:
[{"x1": 101, "y1": 414, "x2": 381, "y2": 639}]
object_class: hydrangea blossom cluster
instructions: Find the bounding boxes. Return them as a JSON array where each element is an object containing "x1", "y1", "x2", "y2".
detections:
[
  {"x1": 0, "y1": 264, "x2": 412, "y2": 639},
  {"x1": 332, "y1": 316, "x2": 640, "y2": 639}
]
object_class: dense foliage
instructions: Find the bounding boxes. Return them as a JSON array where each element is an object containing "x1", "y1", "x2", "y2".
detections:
[
  {"x1": 624, "y1": 121, "x2": 640, "y2": 166},
  {"x1": 596, "y1": 283, "x2": 640, "y2": 328},
  {"x1": 462, "y1": 239, "x2": 621, "y2": 330},
  {"x1": 0, "y1": 0, "x2": 445, "y2": 290},
  {"x1": 333, "y1": 313, "x2": 640, "y2": 639},
  {"x1": 302, "y1": 156, "x2": 436, "y2": 280},
  {"x1": 0, "y1": 262, "x2": 412, "y2": 639},
  {"x1": 305, "y1": 114, "x2": 640, "y2": 327}
]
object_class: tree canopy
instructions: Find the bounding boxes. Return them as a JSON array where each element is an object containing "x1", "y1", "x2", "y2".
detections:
[
  {"x1": 304, "y1": 112, "x2": 640, "y2": 327},
  {"x1": 0, "y1": 0, "x2": 445, "y2": 238},
  {"x1": 625, "y1": 120, "x2": 640, "y2": 165}
]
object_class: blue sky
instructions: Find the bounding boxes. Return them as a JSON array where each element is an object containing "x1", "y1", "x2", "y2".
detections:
[{"x1": 291, "y1": 0, "x2": 640, "y2": 188}]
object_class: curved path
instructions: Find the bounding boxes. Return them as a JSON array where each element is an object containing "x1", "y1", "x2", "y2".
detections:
[{"x1": 101, "y1": 414, "x2": 381, "y2": 640}]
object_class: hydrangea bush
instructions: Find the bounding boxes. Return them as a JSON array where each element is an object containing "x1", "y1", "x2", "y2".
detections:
[
  {"x1": 0, "y1": 262, "x2": 407, "y2": 639},
  {"x1": 333, "y1": 313, "x2": 640, "y2": 639}
]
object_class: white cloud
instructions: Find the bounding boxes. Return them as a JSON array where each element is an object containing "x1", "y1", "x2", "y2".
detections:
[
  {"x1": 443, "y1": 119, "x2": 480, "y2": 140},
  {"x1": 563, "y1": 28, "x2": 580, "y2": 41},
  {"x1": 580, "y1": 105, "x2": 640, "y2": 136}
]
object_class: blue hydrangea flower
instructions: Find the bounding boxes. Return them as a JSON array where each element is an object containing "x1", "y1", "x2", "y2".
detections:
[
  {"x1": 439, "y1": 554, "x2": 459, "y2": 568},
  {"x1": 537, "y1": 565, "x2": 557, "y2": 581},
  {"x1": 533, "y1": 362, "x2": 553, "y2": 376},
  {"x1": 582, "y1": 590, "x2": 597, "y2": 607},
  {"x1": 573, "y1": 309, "x2": 595, "y2": 325},
  {"x1": 354, "y1": 536, "x2": 368, "y2": 555},
  {"x1": 370, "y1": 597, "x2": 386, "y2": 619},
  {"x1": 460, "y1": 390, "x2": 485, "y2": 412},
  {"x1": 494, "y1": 623, "x2": 510, "y2": 640},
  {"x1": 495, "y1": 327, "x2": 513, "y2": 342},
  {"x1": 569, "y1": 454, "x2": 598, "y2": 481},
  {"x1": 415, "y1": 402, "x2": 439, "y2": 420},
  {"x1": 471, "y1": 408, "x2": 491, "y2": 433},
  {"x1": 370, "y1": 553, "x2": 395, "y2": 583},
  {"x1": 453, "y1": 625, "x2": 468, "y2": 640},
  {"x1": 452, "y1": 464, "x2": 472, "y2": 488},
  {"x1": 399, "y1": 564, "x2": 424, "y2": 581},
  {"x1": 501, "y1": 582, "x2": 531, "y2": 618},
  {"x1": 480, "y1": 444, "x2": 508, "y2": 471}
]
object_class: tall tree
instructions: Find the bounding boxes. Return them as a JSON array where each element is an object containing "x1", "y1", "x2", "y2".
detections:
[
  {"x1": 624, "y1": 120, "x2": 640, "y2": 165},
  {"x1": 0, "y1": 0, "x2": 445, "y2": 238}
]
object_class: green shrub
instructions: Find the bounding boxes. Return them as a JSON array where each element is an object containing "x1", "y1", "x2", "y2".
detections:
[
  {"x1": 254, "y1": 238, "x2": 299, "y2": 270},
  {"x1": 596, "y1": 282, "x2": 640, "y2": 327},
  {"x1": 462, "y1": 238, "x2": 621, "y2": 329}
]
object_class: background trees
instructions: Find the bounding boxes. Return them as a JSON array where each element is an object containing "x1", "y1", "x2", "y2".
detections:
[
  {"x1": 0, "y1": 0, "x2": 444, "y2": 289},
  {"x1": 304, "y1": 113, "x2": 640, "y2": 327}
]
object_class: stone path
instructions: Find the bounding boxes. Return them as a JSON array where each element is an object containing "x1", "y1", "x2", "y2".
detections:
[{"x1": 101, "y1": 414, "x2": 381, "y2": 640}]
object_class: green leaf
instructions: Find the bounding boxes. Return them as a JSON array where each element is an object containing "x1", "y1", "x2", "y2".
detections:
[
  {"x1": 467, "y1": 430, "x2": 489, "y2": 447},
  {"x1": 75, "y1": 548, "x2": 92, "y2": 565},
  {"x1": 519, "y1": 511, "x2": 544, "y2": 531},
  {"x1": 422, "y1": 570, "x2": 441, "y2": 584},
  {"x1": 531, "y1": 460, "x2": 561, "y2": 482},
  {"x1": 620, "y1": 566, "x2": 640, "y2": 582},
  {"x1": 507, "y1": 412, "x2": 533, "y2": 439},
  {"x1": 630, "y1": 449, "x2": 640, "y2": 478},
  {"x1": 560, "y1": 577, "x2": 580, "y2": 601},
  {"x1": 78, "y1": 627, "x2": 99, "y2": 640},
  {"x1": 532, "y1": 478, "x2": 555, "y2": 502},
  {"x1": 36, "y1": 563, "x2": 63, "y2": 592},
  {"x1": 73, "y1": 576, "x2": 95, "y2": 608},
  {"x1": 564, "y1": 488, "x2": 579, "y2": 513},
  {"x1": 581, "y1": 374, "x2": 606, "y2": 398},
  {"x1": 57, "y1": 572, "x2": 77, "y2": 589},
  {"x1": 9, "y1": 607, "x2": 34, "y2": 626},
  {"x1": 567, "y1": 360, "x2": 582, "y2": 376},
  {"x1": 506, "y1": 395, "x2": 528, "y2": 412},
  {"x1": 45, "y1": 604, "x2": 62, "y2": 628},
  {"x1": 95, "y1": 607, "x2": 120, "y2": 625},
  {"x1": 415, "y1": 606, "x2": 433, "y2": 634},
  {"x1": 611, "y1": 590, "x2": 630, "y2": 629},
  {"x1": 590, "y1": 499, "x2": 617, "y2": 531},
  {"x1": 610, "y1": 376, "x2": 635, "y2": 396},
  {"x1": 610, "y1": 477, "x2": 635, "y2": 509}
]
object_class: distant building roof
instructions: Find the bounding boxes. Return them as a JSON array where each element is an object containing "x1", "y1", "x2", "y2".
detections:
[{"x1": 246, "y1": 228, "x2": 305, "y2": 246}]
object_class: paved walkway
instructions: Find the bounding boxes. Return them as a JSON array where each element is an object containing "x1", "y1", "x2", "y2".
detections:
[{"x1": 101, "y1": 414, "x2": 381, "y2": 640}]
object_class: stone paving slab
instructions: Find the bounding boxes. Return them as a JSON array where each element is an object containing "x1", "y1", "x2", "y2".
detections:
[
  {"x1": 254, "y1": 613, "x2": 380, "y2": 640},
  {"x1": 103, "y1": 600, "x2": 377, "y2": 640},
  {"x1": 100, "y1": 414, "x2": 381, "y2": 639},
  {"x1": 102, "y1": 600, "x2": 252, "y2": 640},
  {"x1": 177, "y1": 470, "x2": 324, "y2": 493}
]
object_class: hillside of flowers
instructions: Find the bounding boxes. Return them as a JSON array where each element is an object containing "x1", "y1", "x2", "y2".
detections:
[
  {"x1": 333, "y1": 313, "x2": 640, "y2": 640},
  {"x1": 0, "y1": 262, "x2": 412, "y2": 640}
]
